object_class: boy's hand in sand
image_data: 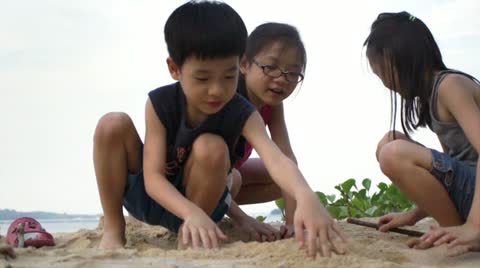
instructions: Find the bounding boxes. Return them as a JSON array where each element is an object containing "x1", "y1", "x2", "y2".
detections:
[
  {"x1": 179, "y1": 208, "x2": 227, "y2": 250},
  {"x1": 294, "y1": 192, "x2": 347, "y2": 258},
  {"x1": 378, "y1": 210, "x2": 421, "y2": 232},
  {"x1": 420, "y1": 223, "x2": 480, "y2": 256}
]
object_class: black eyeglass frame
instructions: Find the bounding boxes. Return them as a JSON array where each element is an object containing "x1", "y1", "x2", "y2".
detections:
[{"x1": 252, "y1": 59, "x2": 304, "y2": 84}]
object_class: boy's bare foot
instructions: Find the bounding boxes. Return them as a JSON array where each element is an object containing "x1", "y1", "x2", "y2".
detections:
[{"x1": 99, "y1": 230, "x2": 126, "y2": 249}]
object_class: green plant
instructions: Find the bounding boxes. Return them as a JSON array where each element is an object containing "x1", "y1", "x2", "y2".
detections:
[
  {"x1": 275, "y1": 178, "x2": 414, "y2": 220},
  {"x1": 255, "y1": 215, "x2": 267, "y2": 222}
]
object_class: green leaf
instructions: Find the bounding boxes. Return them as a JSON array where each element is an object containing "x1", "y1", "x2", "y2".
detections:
[
  {"x1": 362, "y1": 178, "x2": 371, "y2": 191},
  {"x1": 327, "y1": 206, "x2": 341, "y2": 219},
  {"x1": 316, "y1": 191, "x2": 328, "y2": 205},
  {"x1": 275, "y1": 198, "x2": 285, "y2": 210},
  {"x1": 341, "y1": 179, "x2": 357, "y2": 193},
  {"x1": 365, "y1": 206, "x2": 378, "y2": 216},
  {"x1": 377, "y1": 182, "x2": 388, "y2": 191},
  {"x1": 326, "y1": 194, "x2": 336, "y2": 203},
  {"x1": 256, "y1": 215, "x2": 266, "y2": 222}
]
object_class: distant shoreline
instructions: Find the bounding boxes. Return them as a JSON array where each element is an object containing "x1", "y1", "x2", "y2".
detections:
[{"x1": 0, "y1": 208, "x2": 100, "y2": 221}]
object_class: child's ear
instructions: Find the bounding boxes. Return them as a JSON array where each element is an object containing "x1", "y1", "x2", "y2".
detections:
[
  {"x1": 166, "y1": 57, "x2": 180, "y2": 80},
  {"x1": 239, "y1": 56, "x2": 249, "y2": 75}
]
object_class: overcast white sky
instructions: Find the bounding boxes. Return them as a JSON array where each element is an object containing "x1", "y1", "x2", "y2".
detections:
[{"x1": 1, "y1": 0, "x2": 479, "y2": 215}]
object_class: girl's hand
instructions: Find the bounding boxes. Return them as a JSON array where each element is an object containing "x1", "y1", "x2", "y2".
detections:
[
  {"x1": 179, "y1": 208, "x2": 227, "y2": 250},
  {"x1": 293, "y1": 192, "x2": 347, "y2": 258},
  {"x1": 420, "y1": 223, "x2": 480, "y2": 256},
  {"x1": 378, "y1": 211, "x2": 419, "y2": 232},
  {"x1": 280, "y1": 224, "x2": 295, "y2": 239},
  {"x1": 233, "y1": 214, "x2": 281, "y2": 242}
]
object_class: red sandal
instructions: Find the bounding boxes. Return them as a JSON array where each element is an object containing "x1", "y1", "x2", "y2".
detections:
[{"x1": 6, "y1": 217, "x2": 55, "y2": 248}]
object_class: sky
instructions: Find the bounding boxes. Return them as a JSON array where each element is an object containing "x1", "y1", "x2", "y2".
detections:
[{"x1": 1, "y1": 0, "x2": 479, "y2": 215}]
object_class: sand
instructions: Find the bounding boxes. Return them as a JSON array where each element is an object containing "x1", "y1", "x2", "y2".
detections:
[{"x1": 1, "y1": 217, "x2": 479, "y2": 268}]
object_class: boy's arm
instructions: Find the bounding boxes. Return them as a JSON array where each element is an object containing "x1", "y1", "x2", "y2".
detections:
[
  {"x1": 143, "y1": 99, "x2": 199, "y2": 220},
  {"x1": 242, "y1": 111, "x2": 347, "y2": 257},
  {"x1": 268, "y1": 104, "x2": 296, "y2": 225}
]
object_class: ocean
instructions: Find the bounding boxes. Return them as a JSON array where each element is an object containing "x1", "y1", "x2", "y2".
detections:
[
  {"x1": 0, "y1": 213, "x2": 283, "y2": 236},
  {"x1": 0, "y1": 217, "x2": 100, "y2": 236}
]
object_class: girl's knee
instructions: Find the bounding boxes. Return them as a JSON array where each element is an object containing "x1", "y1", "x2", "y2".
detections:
[
  {"x1": 378, "y1": 140, "x2": 409, "y2": 177},
  {"x1": 94, "y1": 112, "x2": 133, "y2": 142},
  {"x1": 376, "y1": 130, "x2": 405, "y2": 160},
  {"x1": 191, "y1": 134, "x2": 229, "y2": 168}
]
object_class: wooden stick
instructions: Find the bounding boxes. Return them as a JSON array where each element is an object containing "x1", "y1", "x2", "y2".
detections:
[{"x1": 347, "y1": 218, "x2": 425, "y2": 237}]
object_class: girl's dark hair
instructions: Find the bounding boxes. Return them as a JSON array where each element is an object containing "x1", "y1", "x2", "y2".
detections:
[
  {"x1": 164, "y1": 0, "x2": 247, "y2": 67},
  {"x1": 364, "y1": 11, "x2": 447, "y2": 136},
  {"x1": 244, "y1": 22, "x2": 307, "y2": 73}
]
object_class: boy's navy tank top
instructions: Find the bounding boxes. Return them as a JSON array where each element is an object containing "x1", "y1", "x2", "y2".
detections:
[{"x1": 148, "y1": 82, "x2": 256, "y2": 178}]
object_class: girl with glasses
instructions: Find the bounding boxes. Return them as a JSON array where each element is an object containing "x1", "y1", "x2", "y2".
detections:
[{"x1": 232, "y1": 22, "x2": 312, "y2": 240}]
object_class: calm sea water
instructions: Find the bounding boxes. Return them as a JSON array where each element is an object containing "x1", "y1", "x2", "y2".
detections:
[
  {"x1": 0, "y1": 217, "x2": 100, "y2": 236},
  {"x1": 0, "y1": 213, "x2": 282, "y2": 236}
]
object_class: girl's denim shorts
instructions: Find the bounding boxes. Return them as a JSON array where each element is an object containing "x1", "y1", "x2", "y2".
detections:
[{"x1": 429, "y1": 149, "x2": 476, "y2": 221}]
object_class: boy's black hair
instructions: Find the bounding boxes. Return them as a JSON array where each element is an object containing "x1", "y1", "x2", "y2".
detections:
[
  {"x1": 244, "y1": 22, "x2": 307, "y2": 73},
  {"x1": 164, "y1": 0, "x2": 247, "y2": 67},
  {"x1": 364, "y1": 11, "x2": 447, "y2": 137}
]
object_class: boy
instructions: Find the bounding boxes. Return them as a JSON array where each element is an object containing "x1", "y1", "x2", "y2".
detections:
[{"x1": 94, "y1": 0, "x2": 345, "y2": 257}]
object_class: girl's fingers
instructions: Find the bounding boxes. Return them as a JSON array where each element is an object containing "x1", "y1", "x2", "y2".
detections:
[
  {"x1": 280, "y1": 225, "x2": 287, "y2": 238},
  {"x1": 254, "y1": 232, "x2": 261, "y2": 242},
  {"x1": 378, "y1": 221, "x2": 395, "y2": 232},
  {"x1": 447, "y1": 244, "x2": 470, "y2": 257},
  {"x1": 267, "y1": 225, "x2": 281, "y2": 240},
  {"x1": 378, "y1": 215, "x2": 392, "y2": 225},
  {"x1": 426, "y1": 229, "x2": 447, "y2": 243},
  {"x1": 284, "y1": 226, "x2": 295, "y2": 239},
  {"x1": 434, "y1": 233, "x2": 454, "y2": 246},
  {"x1": 447, "y1": 238, "x2": 463, "y2": 249},
  {"x1": 215, "y1": 226, "x2": 227, "y2": 240}
]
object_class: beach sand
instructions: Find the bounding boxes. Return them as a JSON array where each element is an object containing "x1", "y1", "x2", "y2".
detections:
[{"x1": 1, "y1": 217, "x2": 479, "y2": 268}]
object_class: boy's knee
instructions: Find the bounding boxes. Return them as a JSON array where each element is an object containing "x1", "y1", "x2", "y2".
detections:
[
  {"x1": 191, "y1": 133, "x2": 229, "y2": 168},
  {"x1": 378, "y1": 140, "x2": 408, "y2": 178},
  {"x1": 94, "y1": 112, "x2": 133, "y2": 142}
]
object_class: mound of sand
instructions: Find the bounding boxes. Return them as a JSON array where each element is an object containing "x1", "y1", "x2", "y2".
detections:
[{"x1": 1, "y1": 217, "x2": 479, "y2": 268}]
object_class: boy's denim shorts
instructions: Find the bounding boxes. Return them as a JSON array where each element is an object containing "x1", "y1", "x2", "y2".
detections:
[
  {"x1": 429, "y1": 149, "x2": 476, "y2": 221},
  {"x1": 123, "y1": 166, "x2": 233, "y2": 233}
]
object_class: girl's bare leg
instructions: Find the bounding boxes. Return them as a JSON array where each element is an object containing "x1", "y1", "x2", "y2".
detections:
[
  {"x1": 378, "y1": 139, "x2": 463, "y2": 226},
  {"x1": 235, "y1": 158, "x2": 281, "y2": 204}
]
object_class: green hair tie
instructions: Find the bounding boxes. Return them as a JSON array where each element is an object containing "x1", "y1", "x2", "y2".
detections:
[{"x1": 409, "y1": 15, "x2": 416, "y2": 22}]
